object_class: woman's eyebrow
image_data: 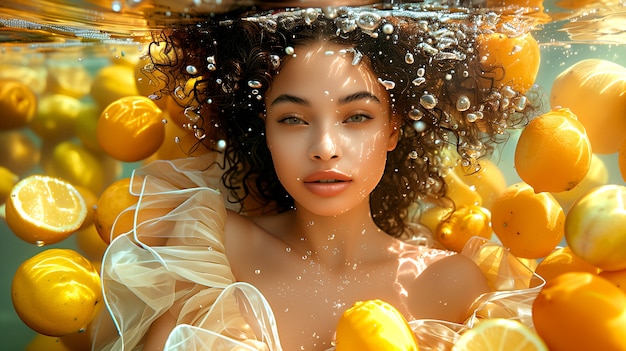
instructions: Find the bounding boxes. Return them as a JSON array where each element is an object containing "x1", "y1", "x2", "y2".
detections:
[
  {"x1": 339, "y1": 91, "x2": 381, "y2": 104},
  {"x1": 269, "y1": 94, "x2": 309, "y2": 107}
]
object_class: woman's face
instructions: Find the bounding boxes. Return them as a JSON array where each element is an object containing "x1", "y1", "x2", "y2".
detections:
[{"x1": 264, "y1": 42, "x2": 399, "y2": 216}]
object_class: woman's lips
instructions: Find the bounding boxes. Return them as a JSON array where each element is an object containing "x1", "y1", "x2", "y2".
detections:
[{"x1": 303, "y1": 170, "x2": 352, "y2": 197}]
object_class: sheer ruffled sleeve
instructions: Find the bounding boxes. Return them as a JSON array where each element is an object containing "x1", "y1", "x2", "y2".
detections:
[{"x1": 93, "y1": 155, "x2": 282, "y2": 351}]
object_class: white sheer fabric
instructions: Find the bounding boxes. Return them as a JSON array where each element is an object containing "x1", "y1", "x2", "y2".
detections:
[{"x1": 93, "y1": 154, "x2": 541, "y2": 351}]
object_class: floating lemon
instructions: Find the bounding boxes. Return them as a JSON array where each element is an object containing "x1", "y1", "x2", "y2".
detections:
[
  {"x1": 452, "y1": 318, "x2": 547, "y2": 351},
  {"x1": 532, "y1": 272, "x2": 626, "y2": 351},
  {"x1": 5, "y1": 175, "x2": 87, "y2": 245},
  {"x1": 491, "y1": 182, "x2": 564, "y2": 259},
  {"x1": 514, "y1": 108, "x2": 592, "y2": 194},
  {"x1": 436, "y1": 205, "x2": 492, "y2": 252},
  {"x1": 0, "y1": 78, "x2": 37, "y2": 130},
  {"x1": 97, "y1": 96, "x2": 165, "y2": 162},
  {"x1": 335, "y1": 299, "x2": 419, "y2": 351},
  {"x1": 12, "y1": 249, "x2": 102, "y2": 336}
]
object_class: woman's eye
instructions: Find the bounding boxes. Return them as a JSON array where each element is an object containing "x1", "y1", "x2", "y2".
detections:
[
  {"x1": 345, "y1": 114, "x2": 372, "y2": 123},
  {"x1": 279, "y1": 116, "x2": 307, "y2": 125}
]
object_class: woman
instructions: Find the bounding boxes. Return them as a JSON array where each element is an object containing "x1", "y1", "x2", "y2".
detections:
[{"x1": 96, "y1": 6, "x2": 534, "y2": 351}]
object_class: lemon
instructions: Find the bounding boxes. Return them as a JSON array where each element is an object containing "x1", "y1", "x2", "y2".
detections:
[
  {"x1": 0, "y1": 166, "x2": 19, "y2": 204},
  {"x1": 45, "y1": 141, "x2": 106, "y2": 195},
  {"x1": 5, "y1": 175, "x2": 87, "y2": 245},
  {"x1": 46, "y1": 64, "x2": 93, "y2": 99},
  {"x1": 90, "y1": 64, "x2": 139, "y2": 109},
  {"x1": 335, "y1": 299, "x2": 419, "y2": 351},
  {"x1": 0, "y1": 129, "x2": 40, "y2": 176},
  {"x1": 452, "y1": 318, "x2": 547, "y2": 351},
  {"x1": 30, "y1": 94, "x2": 82, "y2": 142},
  {"x1": 12, "y1": 249, "x2": 102, "y2": 336},
  {"x1": 0, "y1": 79, "x2": 37, "y2": 130}
]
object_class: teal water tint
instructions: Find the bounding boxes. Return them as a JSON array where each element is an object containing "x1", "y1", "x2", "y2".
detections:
[{"x1": 1, "y1": 0, "x2": 626, "y2": 350}]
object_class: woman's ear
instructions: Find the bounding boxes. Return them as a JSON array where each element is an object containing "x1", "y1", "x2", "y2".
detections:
[{"x1": 387, "y1": 115, "x2": 401, "y2": 151}]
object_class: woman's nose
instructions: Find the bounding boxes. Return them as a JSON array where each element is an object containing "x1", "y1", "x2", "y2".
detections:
[{"x1": 310, "y1": 129, "x2": 341, "y2": 161}]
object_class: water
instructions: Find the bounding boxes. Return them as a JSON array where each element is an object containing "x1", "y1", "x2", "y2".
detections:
[{"x1": 1, "y1": 0, "x2": 626, "y2": 349}]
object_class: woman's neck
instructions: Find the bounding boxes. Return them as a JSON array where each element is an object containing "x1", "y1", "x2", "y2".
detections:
[{"x1": 287, "y1": 200, "x2": 393, "y2": 270}]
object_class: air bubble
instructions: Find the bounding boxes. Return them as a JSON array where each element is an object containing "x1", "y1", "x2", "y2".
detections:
[
  {"x1": 420, "y1": 94, "x2": 438, "y2": 109},
  {"x1": 382, "y1": 23, "x2": 394, "y2": 34},
  {"x1": 408, "y1": 108, "x2": 423, "y2": 120},
  {"x1": 186, "y1": 65, "x2": 198, "y2": 75},
  {"x1": 377, "y1": 78, "x2": 395, "y2": 90},
  {"x1": 456, "y1": 95, "x2": 471, "y2": 111},
  {"x1": 405, "y1": 52, "x2": 414, "y2": 64},
  {"x1": 412, "y1": 77, "x2": 426, "y2": 86},
  {"x1": 413, "y1": 121, "x2": 427, "y2": 132},
  {"x1": 285, "y1": 46, "x2": 295, "y2": 55}
]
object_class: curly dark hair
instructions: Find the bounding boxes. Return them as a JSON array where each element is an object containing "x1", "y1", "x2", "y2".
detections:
[{"x1": 144, "y1": 5, "x2": 535, "y2": 237}]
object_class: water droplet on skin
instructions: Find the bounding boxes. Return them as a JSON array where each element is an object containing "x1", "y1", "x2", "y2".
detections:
[
  {"x1": 254, "y1": 269, "x2": 261, "y2": 275},
  {"x1": 174, "y1": 136, "x2": 181, "y2": 143},
  {"x1": 285, "y1": 247, "x2": 292, "y2": 253},
  {"x1": 377, "y1": 78, "x2": 395, "y2": 90},
  {"x1": 327, "y1": 234, "x2": 335, "y2": 240},
  {"x1": 296, "y1": 276, "x2": 302, "y2": 280}
]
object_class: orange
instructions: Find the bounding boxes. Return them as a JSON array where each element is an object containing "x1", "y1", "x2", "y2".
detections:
[
  {"x1": 75, "y1": 224, "x2": 109, "y2": 261},
  {"x1": 550, "y1": 58, "x2": 626, "y2": 154},
  {"x1": 532, "y1": 272, "x2": 626, "y2": 351},
  {"x1": 619, "y1": 138, "x2": 626, "y2": 182},
  {"x1": 455, "y1": 158, "x2": 507, "y2": 210},
  {"x1": 30, "y1": 94, "x2": 82, "y2": 142},
  {"x1": 0, "y1": 165, "x2": 18, "y2": 204},
  {"x1": 5, "y1": 175, "x2": 87, "y2": 246},
  {"x1": 0, "y1": 129, "x2": 40, "y2": 176},
  {"x1": 599, "y1": 269, "x2": 626, "y2": 294},
  {"x1": 551, "y1": 153, "x2": 608, "y2": 212},
  {"x1": 335, "y1": 299, "x2": 419, "y2": 351},
  {"x1": 476, "y1": 32, "x2": 540, "y2": 94},
  {"x1": 0, "y1": 78, "x2": 37, "y2": 129},
  {"x1": 565, "y1": 184, "x2": 626, "y2": 271},
  {"x1": 12, "y1": 248, "x2": 103, "y2": 336},
  {"x1": 490, "y1": 182, "x2": 565, "y2": 259},
  {"x1": 89, "y1": 64, "x2": 139, "y2": 109},
  {"x1": 452, "y1": 318, "x2": 547, "y2": 351},
  {"x1": 534, "y1": 246, "x2": 601, "y2": 283},
  {"x1": 97, "y1": 96, "x2": 165, "y2": 162},
  {"x1": 436, "y1": 205, "x2": 493, "y2": 252},
  {"x1": 514, "y1": 108, "x2": 592, "y2": 193},
  {"x1": 94, "y1": 177, "x2": 138, "y2": 244},
  {"x1": 417, "y1": 201, "x2": 454, "y2": 235}
]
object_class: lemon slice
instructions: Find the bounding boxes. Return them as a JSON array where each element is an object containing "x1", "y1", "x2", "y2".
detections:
[
  {"x1": 5, "y1": 175, "x2": 87, "y2": 245},
  {"x1": 452, "y1": 318, "x2": 547, "y2": 351},
  {"x1": 336, "y1": 299, "x2": 419, "y2": 351}
]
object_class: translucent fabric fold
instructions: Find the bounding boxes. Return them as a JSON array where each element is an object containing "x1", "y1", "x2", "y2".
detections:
[{"x1": 94, "y1": 154, "x2": 542, "y2": 351}]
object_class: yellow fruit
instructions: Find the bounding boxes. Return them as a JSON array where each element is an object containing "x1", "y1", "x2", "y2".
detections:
[
  {"x1": 619, "y1": 138, "x2": 626, "y2": 182},
  {"x1": 0, "y1": 165, "x2": 18, "y2": 204},
  {"x1": 599, "y1": 269, "x2": 626, "y2": 294},
  {"x1": 90, "y1": 64, "x2": 139, "y2": 109},
  {"x1": 532, "y1": 272, "x2": 626, "y2": 351},
  {"x1": 534, "y1": 246, "x2": 601, "y2": 283},
  {"x1": 0, "y1": 129, "x2": 40, "y2": 175},
  {"x1": 476, "y1": 32, "x2": 541, "y2": 94},
  {"x1": 5, "y1": 175, "x2": 87, "y2": 245},
  {"x1": 452, "y1": 318, "x2": 547, "y2": 351},
  {"x1": 491, "y1": 182, "x2": 565, "y2": 259},
  {"x1": 551, "y1": 153, "x2": 608, "y2": 212},
  {"x1": 30, "y1": 94, "x2": 81, "y2": 142},
  {"x1": 514, "y1": 108, "x2": 592, "y2": 193},
  {"x1": 45, "y1": 141, "x2": 106, "y2": 195},
  {"x1": 11, "y1": 249, "x2": 102, "y2": 336},
  {"x1": 445, "y1": 169, "x2": 483, "y2": 208},
  {"x1": 94, "y1": 177, "x2": 138, "y2": 244},
  {"x1": 335, "y1": 299, "x2": 419, "y2": 351},
  {"x1": 25, "y1": 334, "x2": 71, "y2": 351},
  {"x1": 73, "y1": 185, "x2": 97, "y2": 230},
  {"x1": 436, "y1": 205, "x2": 492, "y2": 252},
  {"x1": 46, "y1": 64, "x2": 93, "y2": 99},
  {"x1": 0, "y1": 64, "x2": 47, "y2": 95},
  {"x1": 0, "y1": 79, "x2": 37, "y2": 129},
  {"x1": 455, "y1": 158, "x2": 507, "y2": 210},
  {"x1": 418, "y1": 202, "x2": 454, "y2": 235},
  {"x1": 550, "y1": 58, "x2": 626, "y2": 154},
  {"x1": 75, "y1": 224, "x2": 108, "y2": 261},
  {"x1": 565, "y1": 184, "x2": 626, "y2": 271},
  {"x1": 97, "y1": 96, "x2": 165, "y2": 162},
  {"x1": 74, "y1": 102, "x2": 103, "y2": 154}
]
